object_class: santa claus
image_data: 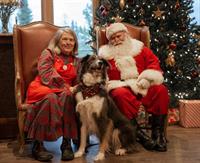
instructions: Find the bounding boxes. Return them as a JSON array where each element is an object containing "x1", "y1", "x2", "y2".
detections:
[{"x1": 98, "y1": 22, "x2": 169, "y2": 152}]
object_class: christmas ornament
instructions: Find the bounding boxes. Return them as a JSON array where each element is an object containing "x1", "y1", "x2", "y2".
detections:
[
  {"x1": 175, "y1": 0, "x2": 180, "y2": 9},
  {"x1": 99, "y1": 5, "x2": 105, "y2": 12},
  {"x1": 119, "y1": 0, "x2": 126, "y2": 10},
  {"x1": 139, "y1": 19, "x2": 146, "y2": 26},
  {"x1": 99, "y1": 5, "x2": 108, "y2": 17},
  {"x1": 169, "y1": 42, "x2": 177, "y2": 50},
  {"x1": 153, "y1": 7, "x2": 165, "y2": 18},
  {"x1": 165, "y1": 51, "x2": 175, "y2": 67},
  {"x1": 198, "y1": 40, "x2": 200, "y2": 46},
  {"x1": 191, "y1": 70, "x2": 199, "y2": 78},
  {"x1": 112, "y1": 15, "x2": 124, "y2": 23}
]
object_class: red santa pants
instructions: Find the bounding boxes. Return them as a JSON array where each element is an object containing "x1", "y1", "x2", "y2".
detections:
[{"x1": 110, "y1": 84, "x2": 169, "y2": 120}]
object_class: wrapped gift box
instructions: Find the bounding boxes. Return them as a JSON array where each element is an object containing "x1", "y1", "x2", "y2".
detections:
[
  {"x1": 179, "y1": 100, "x2": 200, "y2": 128},
  {"x1": 168, "y1": 108, "x2": 179, "y2": 125}
]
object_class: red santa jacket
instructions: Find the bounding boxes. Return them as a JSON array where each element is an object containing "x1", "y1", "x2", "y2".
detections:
[{"x1": 98, "y1": 39, "x2": 164, "y2": 96}]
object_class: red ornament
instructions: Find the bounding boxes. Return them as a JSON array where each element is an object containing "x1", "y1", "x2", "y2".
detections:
[
  {"x1": 169, "y1": 42, "x2": 177, "y2": 50},
  {"x1": 191, "y1": 70, "x2": 199, "y2": 78},
  {"x1": 175, "y1": 1, "x2": 180, "y2": 9}
]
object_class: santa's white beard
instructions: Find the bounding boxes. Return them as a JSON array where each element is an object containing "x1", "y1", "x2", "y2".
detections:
[{"x1": 108, "y1": 36, "x2": 133, "y2": 57}]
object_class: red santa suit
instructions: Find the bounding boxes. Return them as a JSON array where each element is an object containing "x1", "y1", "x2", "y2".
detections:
[{"x1": 98, "y1": 38, "x2": 169, "y2": 120}]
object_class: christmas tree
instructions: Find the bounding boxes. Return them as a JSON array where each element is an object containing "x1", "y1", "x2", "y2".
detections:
[{"x1": 94, "y1": 0, "x2": 200, "y2": 107}]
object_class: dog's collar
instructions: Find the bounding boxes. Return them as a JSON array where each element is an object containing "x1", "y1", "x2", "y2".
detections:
[{"x1": 79, "y1": 83, "x2": 102, "y2": 99}]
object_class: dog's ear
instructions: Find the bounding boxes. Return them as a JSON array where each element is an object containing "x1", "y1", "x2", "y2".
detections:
[
  {"x1": 102, "y1": 58, "x2": 111, "y2": 68},
  {"x1": 77, "y1": 55, "x2": 91, "y2": 82},
  {"x1": 100, "y1": 58, "x2": 110, "y2": 84},
  {"x1": 80, "y1": 55, "x2": 90, "y2": 64}
]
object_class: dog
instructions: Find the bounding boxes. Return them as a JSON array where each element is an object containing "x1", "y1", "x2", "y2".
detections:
[{"x1": 74, "y1": 54, "x2": 137, "y2": 161}]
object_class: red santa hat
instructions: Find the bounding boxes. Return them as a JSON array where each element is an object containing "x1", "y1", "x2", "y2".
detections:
[{"x1": 106, "y1": 23, "x2": 128, "y2": 40}]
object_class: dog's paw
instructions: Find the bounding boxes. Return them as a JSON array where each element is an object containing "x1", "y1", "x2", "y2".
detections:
[
  {"x1": 76, "y1": 101, "x2": 93, "y2": 112},
  {"x1": 94, "y1": 152, "x2": 105, "y2": 161},
  {"x1": 74, "y1": 150, "x2": 84, "y2": 158},
  {"x1": 115, "y1": 148, "x2": 126, "y2": 156}
]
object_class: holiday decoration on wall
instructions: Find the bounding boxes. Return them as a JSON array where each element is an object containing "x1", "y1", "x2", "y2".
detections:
[{"x1": 94, "y1": 0, "x2": 200, "y2": 107}]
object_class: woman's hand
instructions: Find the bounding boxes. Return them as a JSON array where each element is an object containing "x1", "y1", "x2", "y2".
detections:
[{"x1": 69, "y1": 85, "x2": 78, "y2": 94}]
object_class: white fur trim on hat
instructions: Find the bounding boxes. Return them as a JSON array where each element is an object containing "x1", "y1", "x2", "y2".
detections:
[{"x1": 106, "y1": 23, "x2": 128, "y2": 39}]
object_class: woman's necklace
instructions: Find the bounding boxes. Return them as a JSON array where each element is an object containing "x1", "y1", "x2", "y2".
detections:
[{"x1": 61, "y1": 55, "x2": 76, "y2": 70}]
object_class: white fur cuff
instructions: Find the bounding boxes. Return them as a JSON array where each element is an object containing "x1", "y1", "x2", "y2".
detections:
[
  {"x1": 107, "y1": 80, "x2": 128, "y2": 92},
  {"x1": 138, "y1": 69, "x2": 164, "y2": 85}
]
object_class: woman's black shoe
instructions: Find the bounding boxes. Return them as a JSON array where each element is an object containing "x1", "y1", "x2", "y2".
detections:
[
  {"x1": 61, "y1": 138, "x2": 74, "y2": 161},
  {"x1": 32, "y1": 140, "x2": 53, "y2": 162}
]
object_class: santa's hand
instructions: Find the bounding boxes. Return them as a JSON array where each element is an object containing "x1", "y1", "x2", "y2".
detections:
[{"x1": 137, "y1": 78, "x2": 150, "y2": 89}]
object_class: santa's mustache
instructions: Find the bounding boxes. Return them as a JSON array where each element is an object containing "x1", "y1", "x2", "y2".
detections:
[{"x1": 108, "y1": 35, "x2": 133, "y2": 56}]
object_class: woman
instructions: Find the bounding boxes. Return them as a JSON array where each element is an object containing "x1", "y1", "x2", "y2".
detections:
[{"x1": 24, "y1": 28, "x2": 79, "y2": 161}]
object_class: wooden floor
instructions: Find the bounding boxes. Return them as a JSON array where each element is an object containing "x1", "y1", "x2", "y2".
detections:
[{"x1": 0, "y1": 126, "x2": 200, "y2": 163}]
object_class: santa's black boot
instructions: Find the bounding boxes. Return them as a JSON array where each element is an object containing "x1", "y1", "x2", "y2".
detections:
[
  {"x1": 151, "y1": 114, "x2": 167, "y2": 152},
  {"x1": 131, "y1": 118, "x2": 155, "y2": 150}
]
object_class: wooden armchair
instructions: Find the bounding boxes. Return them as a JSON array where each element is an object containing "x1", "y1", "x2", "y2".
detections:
[{"x1": 13, "y1": 21, "x2": 62, "y2": 153}]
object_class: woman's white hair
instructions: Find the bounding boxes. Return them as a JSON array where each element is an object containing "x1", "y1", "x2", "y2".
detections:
[{"x1": 47, "y1": 27, "x2": 78, "y2": 55}]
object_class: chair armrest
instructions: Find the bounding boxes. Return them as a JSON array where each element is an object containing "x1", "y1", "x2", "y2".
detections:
[{"x1": 15, "y1": 72, "x2": 27, "y2": 111}]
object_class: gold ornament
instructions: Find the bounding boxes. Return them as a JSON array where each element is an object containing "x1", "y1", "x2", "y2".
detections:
[
  {"x1": 165, "y1": 51, "x2": 175, "y2": 67},
  {"x1": 198, "y1": 41, "x2": 200, "y2": 46},
  {"x1": 153, "y1": 7, "x2": 165, "y2": 18},
  {"x1": 119, "y1": 0, "x2": 126, "y2": 10}
]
